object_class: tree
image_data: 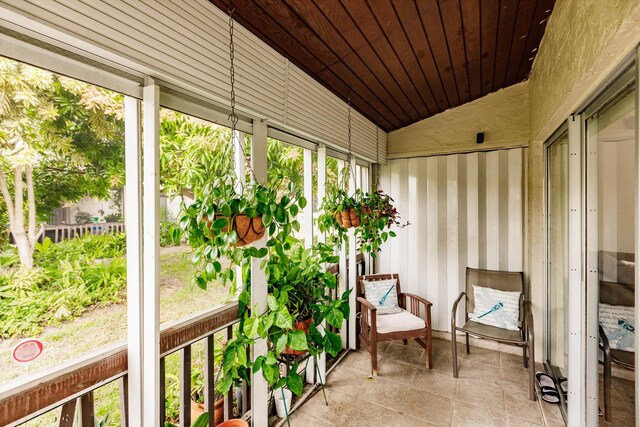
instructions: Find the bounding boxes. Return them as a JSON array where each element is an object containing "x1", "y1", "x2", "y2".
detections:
[{"x1": 0, "y1": 57, "x2": 124, "y2": 267}]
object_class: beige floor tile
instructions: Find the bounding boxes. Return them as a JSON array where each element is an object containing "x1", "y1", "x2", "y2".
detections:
[
  {"x1": 290, "y1": 340, "x2": 587, "y2": 427},
  {"x1": 451, "y1": 401, "x2": 506, "y2": 427},
  {"x1": 383, "y1": 342, "x2": 426, "y2": 367},
  {"x1": 503, "y1": 390, "x2": 543, "y2": 425},
  {"x1": 411, "y1": 367, "x2": 457, "y2": 399},
  {"x1": 376, "y1": 357, "x2": 421, "y2": 385},
  {"x1": 505, "y1": 414, "x2": 544, "y2": 426},
  {"x1": 454, "y1": 379, "x2": 505, "y2": 416}
]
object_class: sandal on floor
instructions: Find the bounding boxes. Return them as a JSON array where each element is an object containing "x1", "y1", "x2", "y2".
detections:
[
  {"x1": 536, "y1": 372, "x2": 560, "y2": 404},
  {"x1": 535, "y1": 371, "x2": 556, "y2": 389},
  {"x1": 540, "y1": 386, "x2": 561, "y2": 403}
]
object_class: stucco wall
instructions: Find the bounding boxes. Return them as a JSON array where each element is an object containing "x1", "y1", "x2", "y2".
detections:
[
  {"x1": 529, "y1": 0, "x2": 640, "y2": 142},
  {"x1": 526, "y1": 0, "x2": 640, "y2": 365},
  {"x1": 387, "y1": 82, "x2": 529, "y2": 158}
]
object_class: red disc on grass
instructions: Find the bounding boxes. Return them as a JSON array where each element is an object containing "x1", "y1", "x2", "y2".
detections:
[{"x1": 12, "y1": 339, "x2": 44, "y2": 363}]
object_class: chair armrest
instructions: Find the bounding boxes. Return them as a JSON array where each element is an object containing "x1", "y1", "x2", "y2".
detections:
[
  {"x1": 401, "y1": 293, "x2": 432, "y2": 327},
  {"x1": 357, "y1": 297, "x2": 377, "y2": 344},
  {"x1": 357, "y1": 296, "x2": 377, "y2": 313},
  {"x1": 451, "y1": 292, "x2": 466, "y2": 331},
  {"x1": 401, "y1": 292, "x2": 433, "y2": 308}
]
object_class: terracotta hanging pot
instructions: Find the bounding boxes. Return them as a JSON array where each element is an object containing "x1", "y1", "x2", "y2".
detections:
[
  {"x1": 281, "y1": 317, "x2": 313, "y2": 356},
  {"x1": 205, "y1": 214, "x2": 265, "y2": 246},
  {"x1": 334, "y1": 207, "x2": 361, "y2": 228},
  {"x1": 190, "y1": 397, "x2": 225, "y2": 425}
]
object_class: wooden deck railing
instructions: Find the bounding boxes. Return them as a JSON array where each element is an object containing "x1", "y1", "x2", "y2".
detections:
[
  {"x1": 41, "y1": 222, "x2": 125, "y2": 243},
  {"x1": 0, "y1": 302, "x2": 241, "y2": 427},
  {"x1": 0, "y1": 254, "x2": 365, "y2": 427}
]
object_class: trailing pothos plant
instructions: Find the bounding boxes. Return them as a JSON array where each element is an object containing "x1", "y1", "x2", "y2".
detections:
[
  {"x1": 216, "y1": 242, "x2": 351, "y2": 397},
  {"x1": 318, "y1": 184, "x2": 408, "y2": 256},
  {"x1": 180, "y1": 171, "x2": 306, "y2": 290}
]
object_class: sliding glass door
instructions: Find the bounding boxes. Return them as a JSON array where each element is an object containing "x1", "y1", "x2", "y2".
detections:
[
  {"x1": 546, "y1": 129, "x2": 569, "y2": 418},
  {"x1": 585, "y1": 79, "x2": 636, "y2": 426}
]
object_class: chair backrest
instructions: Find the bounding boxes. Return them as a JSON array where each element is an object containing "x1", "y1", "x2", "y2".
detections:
[
  {"x1": 465, "y1": 268, "x2": 525, "y2": 317},
  {"x1": 356, "y1": 273, "x2": 402, "y2": 302},
  {"x1": 600, "y1": 280, "x2": 634, "y2": 306}
]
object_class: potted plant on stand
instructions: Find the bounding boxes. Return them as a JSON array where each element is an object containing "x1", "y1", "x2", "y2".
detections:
[{"x1": 216, "y1": 242, "x2": 351, "y2": 413}]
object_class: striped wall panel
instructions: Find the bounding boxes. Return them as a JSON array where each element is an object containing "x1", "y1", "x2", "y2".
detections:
[
  {"x1": 377, "y1": 148, "x2": 525, "y2": 331},
  {"x1": 0, "y1": 0, "x2": 385, "y2": 162}
]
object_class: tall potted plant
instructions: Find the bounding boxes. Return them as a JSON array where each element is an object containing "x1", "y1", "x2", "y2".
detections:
[{"x1": 216, "y1": 242, "x2": 351, "y2": 398}]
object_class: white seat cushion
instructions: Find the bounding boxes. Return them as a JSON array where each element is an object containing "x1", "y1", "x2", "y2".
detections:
[{"x1": 373, "y1": 309, "x2": 425, "y2": 334}]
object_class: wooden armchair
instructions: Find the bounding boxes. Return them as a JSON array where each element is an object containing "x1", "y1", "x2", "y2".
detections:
[
  {"x1": 451, "y1": 268, "x2": 535, "y2": 400},
  {"x1": 356, "y1": 274, "x2": 432, "y2": 376},
  {"x1": 598, "y1": 280, "x2": 635, "y2": 422}
]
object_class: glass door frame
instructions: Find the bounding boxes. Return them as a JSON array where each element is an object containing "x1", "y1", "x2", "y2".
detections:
[
  {"x1": 543, "y1": 123, "x2": 570, "y2": 422},
  {"x1": 543, "y1": 122, "x2": 569, "y2": 421}
]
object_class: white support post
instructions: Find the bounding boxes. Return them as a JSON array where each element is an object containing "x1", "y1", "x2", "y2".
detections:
[
  {"x1": 635, "y1": 45, "x2": 640, "y2": 425},
  {"x1": 303, "y1": 149, "x2": 313, "y2": 248},
  {"x1": 251, "y1": 119, "x2": 269, "y2": 427},
  {"x1": 235, "y1": 131, "x2": 245, "y2": 293},
  {"x1": 124, "y1": 96, "x2": 143, "y2": 427},
  {"x1": 316, "y1": 145, "x2": 327, "y2": 383},
  {"x1": 347, "y1": 156, "x2": 357, "y2": 350},
  {"x1": 567, "y1": 115, "x2": 584, "y2": 427},
  {"x1": 303, "y1": 148, "x2": 315, "y2": 383},
  {"x1": 142, "y1": 80, "x2": 161, "y2": 426},
  {"x1": 337, "y1": 159, "x2": 348, "y2": 349}
]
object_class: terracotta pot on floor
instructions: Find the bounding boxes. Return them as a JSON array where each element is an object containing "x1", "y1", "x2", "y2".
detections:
[
  {"x1": 190, "y1": 398, "x2": 224, "y2": 425},
  {"x1": 217, "y1": 420, "x2": 249, "y2": 427}
]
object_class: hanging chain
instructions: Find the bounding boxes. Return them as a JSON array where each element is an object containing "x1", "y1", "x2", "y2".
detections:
[
  {"x1": 375, "y1": 124, "x2": 381, "y2": 190},
  {"x1": 227, "y1": 0, "x2": 256, "y2": 185},
  {"x1": 228, "y1": 0, "x2": 238, "y2": 137},
  {"x1": 347, "y1": 99, "x2": 352, "y2": 156}
]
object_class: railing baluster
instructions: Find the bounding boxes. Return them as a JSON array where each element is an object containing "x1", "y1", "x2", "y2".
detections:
[
  {"x1": 204, "y1": 335, "x2": 215, "y2": 427},
  {"x1": 119, "y1": 375, "x2": 129, "y2": 426},
  {"x1": 180, "y1": 345, "x2": 192, "y2": 427},
  {"x1": 160, "y1": 356, "x2": 166, "y2": 425},
  {"x1": 224, "y1": 325, "x2": 234, "y2": 420},
  {"x1": 57, "y1": 399, "x2": 76, "y2": 427},
  {"x1": 79, "y1": 391, "x2": 94, "y2": 426}
]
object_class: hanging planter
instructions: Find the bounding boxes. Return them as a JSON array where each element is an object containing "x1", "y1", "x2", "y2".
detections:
[
  {"x1": 205, "y1": 213, "x2": 265, "y2": 247},
  {"x1": 334, "y1": 206, "x2": 361, "y2": 228},
  {"x1": 318, "y1": 108, "x2": 408, "y2": 255}
]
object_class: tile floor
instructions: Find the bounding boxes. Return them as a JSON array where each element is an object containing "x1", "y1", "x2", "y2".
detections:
[{"x1": 285, "y1": 338, "x2": 566, "y2": 426}]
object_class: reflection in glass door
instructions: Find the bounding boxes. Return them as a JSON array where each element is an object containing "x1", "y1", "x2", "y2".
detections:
[
  {"x1": 585, "y1": 84, "x2": 636, "y2": 426},
  {"x1": 546, "y1": 129, "x2": 569, "y2": 418}
]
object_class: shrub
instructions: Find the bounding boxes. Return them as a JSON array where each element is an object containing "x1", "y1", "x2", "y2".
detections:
[
  {"x1": 103, "y1": 213, "x2": 122, "y2": 222},
  {"x1": 160, "y1": 221, "x2": 182, "y2": 247},
  {"x1": 0, "y1": 234, "x2": 127, "y2": 338},
  {"x1": 75, "y1": 211, "x2": 93, "y2": 224}
]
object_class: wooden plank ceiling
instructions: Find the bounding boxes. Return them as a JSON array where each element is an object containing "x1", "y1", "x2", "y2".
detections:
[{"x1": 210, "y1": 0, "x2": 556, "y2": 132}]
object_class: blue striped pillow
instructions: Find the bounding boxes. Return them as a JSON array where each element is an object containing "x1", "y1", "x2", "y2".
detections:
[
  {"x1": 470, "y1": 285, "x2": 521, "y2": 330},
  {"x1": 363, "y1": 279, "x2": 402, "y2": 315}
]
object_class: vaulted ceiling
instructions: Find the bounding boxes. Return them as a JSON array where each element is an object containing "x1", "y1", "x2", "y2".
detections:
[{"x1": 210, "y1": 0, "x2": 555, "y2": 132}]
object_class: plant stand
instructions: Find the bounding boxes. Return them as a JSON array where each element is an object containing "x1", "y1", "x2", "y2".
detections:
[{"x1": 275, "y1": 352, "x2": 329, "y2": 427}]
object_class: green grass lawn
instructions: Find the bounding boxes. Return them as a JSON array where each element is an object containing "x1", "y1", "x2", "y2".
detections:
[{"x1": 2, "y1": 246, "x2": 233, "y2": 426}]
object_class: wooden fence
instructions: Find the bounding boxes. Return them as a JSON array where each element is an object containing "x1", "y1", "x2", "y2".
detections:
[{"x1": 41, "y1": 222, "x2": 125, "y2": 243}]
